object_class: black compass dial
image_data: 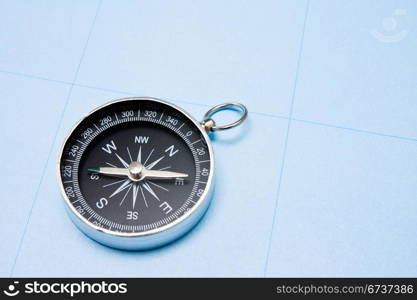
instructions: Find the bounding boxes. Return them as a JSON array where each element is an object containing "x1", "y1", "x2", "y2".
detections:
[{"x1": 59, "y1": 99, "x2": 212, "y2": 234}]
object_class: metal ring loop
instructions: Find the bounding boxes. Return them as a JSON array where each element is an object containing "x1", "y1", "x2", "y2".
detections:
[{"x1": 202, "y1": 102, "x2": 248, "y2": 132}]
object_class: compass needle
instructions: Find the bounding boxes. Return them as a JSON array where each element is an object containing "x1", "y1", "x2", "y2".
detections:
[
  {"x1": 58, "y1": 98, "x2": 247, "y2": 250},
  {"x1": 143, "y1": 169, "x2": 188, "y2": 179},
  {"x1": 93, "y1": 167, "x2": 130, "y2": 178}
]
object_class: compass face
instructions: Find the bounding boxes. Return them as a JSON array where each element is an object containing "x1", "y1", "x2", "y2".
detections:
[{"x1": 58, "y1": 98, "x2": 213, "y2": 240}]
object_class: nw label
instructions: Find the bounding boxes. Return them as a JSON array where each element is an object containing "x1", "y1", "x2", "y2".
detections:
[{"x1": 135, "y1": 136, "x2": 150, "y2": 144}]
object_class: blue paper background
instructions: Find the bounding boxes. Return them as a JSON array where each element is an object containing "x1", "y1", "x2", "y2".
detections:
[{"x1": 0, "y1": 0, "x2": 416, "y2": 277}]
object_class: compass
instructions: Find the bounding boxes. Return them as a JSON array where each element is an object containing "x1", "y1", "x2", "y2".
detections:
[{"x1": 58, "y1": 97, "x2": 247, "y2": 250}]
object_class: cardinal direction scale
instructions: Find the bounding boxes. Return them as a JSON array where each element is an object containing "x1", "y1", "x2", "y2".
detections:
[{"x1": 58, "y1": 97, "x2": 247, "y2": 250}]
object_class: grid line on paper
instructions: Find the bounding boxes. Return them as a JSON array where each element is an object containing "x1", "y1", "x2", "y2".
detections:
[
  {"x1": 262, "y1": 0, "x2": 311, "y2": 277},
  {"x1": 292, "y1": 118, "x2": 417, "y2": 143},
  {"x1": 8, "y1": 0, "x2": 103, "y2": 277},
  {"x1": 1, "y1": 63, "x2": 413, "y2": 143},
  {"x1": 0, "y1": 68, "x2": 416, "y2": 144}
]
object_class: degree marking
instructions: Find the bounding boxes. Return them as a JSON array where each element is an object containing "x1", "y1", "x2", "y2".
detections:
[
  {"x1": 76, "y1": 139, "x2": 86, "y2": 146},
  {"x1": 178, "y1": 122, "x2": 185, "y2": 130}
]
